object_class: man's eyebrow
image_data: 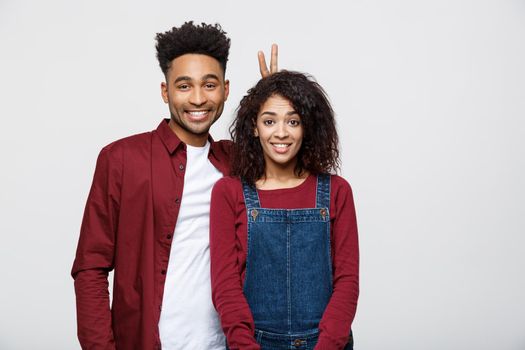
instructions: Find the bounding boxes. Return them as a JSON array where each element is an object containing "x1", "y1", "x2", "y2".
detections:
[
  {"x1": 173, "y1": 76, "x2": 192, "y2": 84},
  {"x1": 202, "y1": 74, "x2": 220, "y2": 81},
  {"x1": 173, "y1": 74, "x2": 221, "y2": 84}
]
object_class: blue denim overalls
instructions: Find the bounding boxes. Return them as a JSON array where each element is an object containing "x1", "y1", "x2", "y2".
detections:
[{"x1": 241, "y1": 174, "x2": 353, "y2": 350}]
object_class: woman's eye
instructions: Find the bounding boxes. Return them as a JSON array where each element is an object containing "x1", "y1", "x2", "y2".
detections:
[
  {"x1": 263, "y1": 120, "x2": 274, "y2": 126},
  {"x1": 289, "y1": 119, "x2": 301, "y2": 126}
]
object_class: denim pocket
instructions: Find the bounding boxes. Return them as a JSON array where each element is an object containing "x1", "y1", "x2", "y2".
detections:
[{"x1": 255, "y1": 328, "x2": 319, "y2": 350}]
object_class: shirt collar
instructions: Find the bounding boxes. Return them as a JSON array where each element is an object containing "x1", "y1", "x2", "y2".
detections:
[{"x1": 156, "y1": 119, "x2": 217, "y2": 155}]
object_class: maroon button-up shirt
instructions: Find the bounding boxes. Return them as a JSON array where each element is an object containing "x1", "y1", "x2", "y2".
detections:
[{"x1": 72, "y1": 119, "x2": 231, "y2": 350}]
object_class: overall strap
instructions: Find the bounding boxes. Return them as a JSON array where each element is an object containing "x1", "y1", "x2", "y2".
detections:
[
  {"x1": 315, "y1": 174, "x2": 331, "y2": 209},
  {"x1": 241, "y1": 179, "x2": 261, "y2": 209}
]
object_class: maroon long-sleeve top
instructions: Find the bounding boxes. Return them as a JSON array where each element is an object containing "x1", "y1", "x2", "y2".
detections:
[
  {"x1": 210, "y1": 174, "x2": 359, "y2": 350},
  {"x1": 71, "y1": 119, "x2": 231, "y2": 350}
]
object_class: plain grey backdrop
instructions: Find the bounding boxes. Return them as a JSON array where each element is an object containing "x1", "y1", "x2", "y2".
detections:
[{"x1": 1, "y1": 0, "x2": 524, "y2": 349}]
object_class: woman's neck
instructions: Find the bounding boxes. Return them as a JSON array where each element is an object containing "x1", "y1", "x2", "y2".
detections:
[{"x1": 256, "y1": 169, "x2": 310, "y2": 190}]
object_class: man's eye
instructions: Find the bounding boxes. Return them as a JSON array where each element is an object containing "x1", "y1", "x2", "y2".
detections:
[
  {"x1": 177, "y1": 84, "x2": 190, "y2": 90},
  {"x1": 204, "y1": 83, "x2": 216, "y2": 89}
]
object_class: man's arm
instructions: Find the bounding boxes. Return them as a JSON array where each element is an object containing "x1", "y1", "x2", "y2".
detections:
[
  {"x1": 258, "y1": 44, "x2": 279, "y2": 78},
  {"x1": 71, "y1": 144, "x2": 122, "y2": 350}
]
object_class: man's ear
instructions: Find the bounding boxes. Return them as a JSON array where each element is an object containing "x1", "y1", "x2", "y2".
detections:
[
  {"x1": 161, "y1": 82, "x2": 168, "y2": 103},
  {"x1": 224, "y1": 79, "x2": 230, "y2": 101}
]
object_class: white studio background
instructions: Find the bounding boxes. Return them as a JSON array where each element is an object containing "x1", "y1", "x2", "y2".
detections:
[{"x1": 1, "y1": 0, "x2": 524, "y2": 349}]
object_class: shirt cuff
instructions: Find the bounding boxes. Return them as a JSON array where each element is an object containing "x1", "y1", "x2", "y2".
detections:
[{"x1": 315, "y1": 334, "x2": 350, "y2": 350}]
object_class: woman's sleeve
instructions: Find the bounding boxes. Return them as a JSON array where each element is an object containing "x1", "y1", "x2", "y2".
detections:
[
  {"x1": 316, "y1": 177, "x2": 359, "y2": 350},
  {"x1": 210, "y1": 178, "x2": 261, "y2": 350}
]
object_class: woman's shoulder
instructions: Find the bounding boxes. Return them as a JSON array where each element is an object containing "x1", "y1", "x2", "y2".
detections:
[
  {"x1": 329, "y1": 174, "x2": 352, "y2": 190},
  {"x1": 215, "y1": 175, "x2": 242, "y2": 186},
  {"x1": 212, "y1": 176, "x2": 243, "y2": 197},
  {"x1": 328, "y1": 174, "x2": 354, "y2": 199}
]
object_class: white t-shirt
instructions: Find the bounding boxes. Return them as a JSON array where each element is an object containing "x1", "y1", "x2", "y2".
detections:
[{"x1": 159, "y1": 141, "x2": 225, "y2": 350}]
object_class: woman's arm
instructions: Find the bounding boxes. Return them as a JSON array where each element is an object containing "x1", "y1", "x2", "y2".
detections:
[
  {"x1": 316, "y1": 176, "x2": 359, "y2": 350},
  {"x1": 210, "y1": 178, "x2": 261, "y2": 350}
]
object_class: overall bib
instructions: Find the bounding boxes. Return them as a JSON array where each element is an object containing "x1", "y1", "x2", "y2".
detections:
[{"x1": 241, "y1": 174, "x2": 353, "y2": 350}]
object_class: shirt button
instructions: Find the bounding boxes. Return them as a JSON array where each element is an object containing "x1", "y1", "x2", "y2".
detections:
[
  {"x1": 161, "y1": 269, "x2": 166, "y2": 275},
  {"x1": 175, "y1": 198, "x2": 180, "y2": 204},
  {"x1": 179, "y1": 164, "x2": 184, "y2": 170},
  {"x1": 166, "y1": 234, "x2": 172, "y2": 239}
]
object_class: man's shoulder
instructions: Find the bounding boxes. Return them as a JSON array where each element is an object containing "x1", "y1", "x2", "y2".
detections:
[
  {"x1": 100, "y1": 131, "x2": 153, "y2": 155},
  {"x1": 211, "y1": 138, "x2": 233, "y2": 155}
]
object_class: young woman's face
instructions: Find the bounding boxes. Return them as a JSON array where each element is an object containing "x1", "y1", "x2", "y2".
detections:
[{"x1": 255, "y1": 94, "x2": 304, "y2": 172}]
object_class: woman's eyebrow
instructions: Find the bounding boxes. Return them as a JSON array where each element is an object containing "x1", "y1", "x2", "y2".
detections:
[{"x1": 259, "y1": 110, "x2": 297, "y2": 117}]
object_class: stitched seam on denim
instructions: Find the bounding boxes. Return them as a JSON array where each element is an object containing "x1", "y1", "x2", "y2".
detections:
[
  {"x1": 255, "y1": 186, "x2": 261, "y2": 207},
  {"x1": 325, "y1": 176, "x2": 333, "y2": 290},
  {"x1": 316, "y1": 174, "x2": 330, "y2": 209},
  {"x1": 315, "y1": 175, "x2": 320, "y2": 208},
  {"x1": 254, "y1": 218, "x2": 327, "y2": 223},
  {"x1": 242, "y1": 180, "x2": 260, "y2": 208},
  {"x1": 257, "y1": 329, "x2": 319, "y2": 339},
  {"x1": 243, "y1": 221, "x2": 252, "y2": 293},
  {"x1": 287, "y1": 214, "x2": 291, "y2": 333},
  {"x1": 241, "y1": 181, "x2": 255, "y2": 293},
  {"x1": 326, "y1": 218, "x2": 333, "y2": 291}
]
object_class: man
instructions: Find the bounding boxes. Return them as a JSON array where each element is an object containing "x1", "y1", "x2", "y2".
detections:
[{"x1": 71, "y1": 22, "x2": 277, "y2": 350}]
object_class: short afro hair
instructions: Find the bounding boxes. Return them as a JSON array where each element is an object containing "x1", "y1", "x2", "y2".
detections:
[{"x1": 155, "y1": 21, "x2": 231, "y2": 76}]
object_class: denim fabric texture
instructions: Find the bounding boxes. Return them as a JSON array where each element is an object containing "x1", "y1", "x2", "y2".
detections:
[{"x1": 241, "y1": 175, "x2": 353, "y2": 349}]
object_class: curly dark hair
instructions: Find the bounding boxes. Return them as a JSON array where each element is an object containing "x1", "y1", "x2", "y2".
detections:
[
  {"x1": 155, "y1": 21, "x2": 230, "y2": 76},
  {"x1": 230, "y1": 71, "x2": 340, "y2": 185}
]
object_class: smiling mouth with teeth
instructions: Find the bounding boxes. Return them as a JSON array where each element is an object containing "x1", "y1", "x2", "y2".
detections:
[
  {"x1": 185, "y1": 110, "x2": 210, "y2": 121},
  {"x1": 186, "y1": 110, "x2": 209, "y2": 115},
  {"x1": 272, "y1": 143, "x2": 291, "y2": 148}
]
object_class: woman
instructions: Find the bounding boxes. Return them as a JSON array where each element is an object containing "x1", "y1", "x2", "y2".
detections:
[{"x1": 210, "y1": 71, "x2": 358, "y2": 350}]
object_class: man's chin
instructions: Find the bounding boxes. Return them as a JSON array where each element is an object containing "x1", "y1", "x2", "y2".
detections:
[
  {"x1": 171, "y1": 114, "x2": 219, "y2": 138},
  {"x1": 182, "y1": 123, "x2": 213, "y2": 137},
  {"x1": 185, "y1": 117, "x2": 220, "y2": 133}
]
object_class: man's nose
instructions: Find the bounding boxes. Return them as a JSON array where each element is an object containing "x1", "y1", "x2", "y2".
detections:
[{"x1": 189, "y1": 88, "x2": 207, "y2": 106}]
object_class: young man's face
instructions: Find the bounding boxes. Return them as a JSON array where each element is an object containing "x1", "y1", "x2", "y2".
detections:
[{"x1": 161, "y1": 54, "x2": 230, "y2": 146}]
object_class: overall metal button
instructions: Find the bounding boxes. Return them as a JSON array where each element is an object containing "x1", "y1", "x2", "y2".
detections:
[{"x1": 293, "y1": 338, "x2": 304, "y2": 347}]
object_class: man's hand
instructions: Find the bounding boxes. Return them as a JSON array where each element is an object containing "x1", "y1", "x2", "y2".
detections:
[{"x1": 258, "y1": 44, "x2": 279, "y2": 78}]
